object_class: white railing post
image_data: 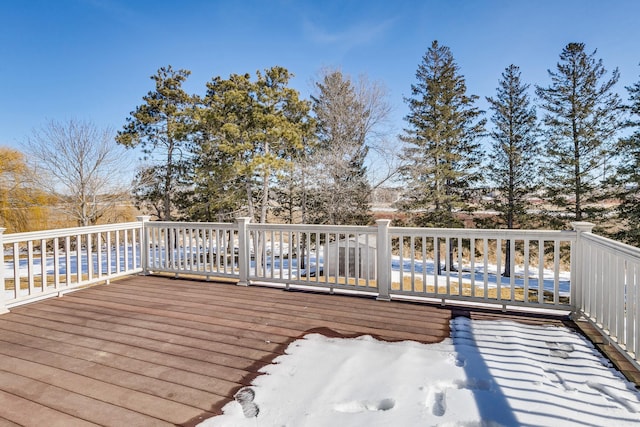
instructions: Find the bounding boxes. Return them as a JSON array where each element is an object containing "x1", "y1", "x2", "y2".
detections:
[
  {"x1": 376, "y1": 219, "x2": 391, "y2": 301},
  {"x1": 137, "y1": 216, "x2": 151, "y2": 275},
  {"x1": 0, "y1": 227, "x2": 8, "y2": 314},
  {"x1": 236, "y1": 217, "x2": 251, "y2": 286},
  {"x1": 571, "y1": 221, "x2": 595, "y2": 316}
]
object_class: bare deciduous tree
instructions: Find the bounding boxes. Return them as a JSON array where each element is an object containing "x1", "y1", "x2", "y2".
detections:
[
  {"x1": 308, "y1": 68, "x2": 393, "y2": 225},
  {"x1": 26, "y1": 119, "x2": 132, "y2": 226}
]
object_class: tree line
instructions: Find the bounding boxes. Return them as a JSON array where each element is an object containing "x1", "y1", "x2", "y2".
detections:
[
  {"x1": 115, "y1": 66, "x2": 389, "y2": 226},
  {"x1": 2, "y1": 40, "x2": 639, "y2": 249},
  {"x1": 400, "y1": 40, "x2": 638, "y2": 250}
]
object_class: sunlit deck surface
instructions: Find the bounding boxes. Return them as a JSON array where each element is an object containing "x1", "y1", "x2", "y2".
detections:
[{"x1": 0, "y1": 275, "x2": 634, "y2": 426}]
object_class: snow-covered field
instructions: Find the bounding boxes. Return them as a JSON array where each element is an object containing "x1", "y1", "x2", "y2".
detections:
[{"x1": 201, "y1": 318, "x2": 640, "y2": 427}]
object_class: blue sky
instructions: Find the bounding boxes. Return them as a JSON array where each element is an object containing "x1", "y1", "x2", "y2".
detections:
[{"x1": 1, "y1": 0, "x2": 639, "y2": 154}]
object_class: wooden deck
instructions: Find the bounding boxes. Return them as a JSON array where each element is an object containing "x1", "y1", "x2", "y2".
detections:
[{"x1": 0, "y1": 275, "x2": 590, "y2": 426}]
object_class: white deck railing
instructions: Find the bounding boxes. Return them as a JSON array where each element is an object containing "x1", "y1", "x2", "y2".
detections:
[
  {"x1": 0, "y1": 221, "x2": 143, "y2": 311},
  {"x1": 574, "y1": 230, "x2": 640, "y2": 368},
  {"x1": 388, "y1": 225, "x2": 576, "y2": 309},
  {"x1": 1, "y1": 217, "x2": 638, "y2": 369}
]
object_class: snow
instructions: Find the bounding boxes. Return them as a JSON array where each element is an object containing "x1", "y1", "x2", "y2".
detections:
[{"x1": 199, "y1": 318, "x2": 640, "y2": 427}]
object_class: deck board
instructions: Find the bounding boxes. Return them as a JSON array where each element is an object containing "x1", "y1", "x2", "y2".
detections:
[{"x1": 0, "y1": 274, "x2": 589, "y2": 426}]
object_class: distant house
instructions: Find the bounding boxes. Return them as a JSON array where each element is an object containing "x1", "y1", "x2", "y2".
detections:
[{"x1": 327, "y1": 235, "x2": 377, "y2": 279}]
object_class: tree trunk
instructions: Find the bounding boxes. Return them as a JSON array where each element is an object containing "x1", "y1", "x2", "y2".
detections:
[
  {"x1": 164, "y1": 140, "x2": 174, "y2": 221},
  {"x1": 435, "y1": 239, "x2": 442, "y2": 276},
  {"x1": 503, "y1": 239, "x2": 511, "y2": 277}
]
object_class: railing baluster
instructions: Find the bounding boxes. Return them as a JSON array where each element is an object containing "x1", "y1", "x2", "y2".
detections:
[
  {"x1": 457, "y1": 237, "x2": 463, "y2": 296},
  {"x1": 40, "y1": 239, "x2": 47, "y2": 291},
  {"x1": 27, "y1": 240, "x2": 34, "y2": 295},
  {"x1": 483, "y1": 238, "x2": 489, "y2": 300},
  {"x1": 470, "y1": 238, "x2": 476, "y2": 298},
  {"x1": 614, "y1": 257, "x2": 624, "y2": 341},
  {"x1": 306, "y1": 232, "x2": 312, "y2": 284},
  {"x1": 626, "y1": 260, "x2": 636, "y2": 351},
  {"x1": 123, "y1": 229, "x2": 129, "y2": 273},
  {"x1": 409, "y1": 235, "x2": 415, "y2": 293},
  {"x1": 87, "y1": 233, "x2": 93, "y2": 282},
  {"x1": 398, "y1": 235, "x2": 405, "y2": 292},
  {"x1": 496, "y1": 238, "x2": 502, "y2": 302},
  {"x1": 12, "y1": 243, "x2": 19, "y2": 298},
  {"x1": 538, "y1": 239, "x2": 544, "y2": 305},
  {"x1": 132, "y1": 226, "x2": 138, "y2": 271},
  {"x1": 53, "y1": 237, "x2": 60, "y2": 292},
  {"x1": 523, "y1": 239, "x2": 530, "y2": 303},
  {"x1": 553, "y1": 240, "x2": 560, "y2": 305},
  {"x1": 633, "y1": 262, "x2": 640, "y2": 357},
  {"x1": 77, "y1": 233, "x2": 83, "y2": 282},
  {"x1": 445, "y1": 237, "x2": 451, "y2": 297},
  {"x1": 510, "y1": 238, "x2": 516, "y2": 301},
  {"x1": 65, "y1": 236, "x2": 72, "y2": 286}
]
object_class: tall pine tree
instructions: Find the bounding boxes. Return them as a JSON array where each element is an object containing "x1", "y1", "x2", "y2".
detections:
[
  {"x1": 486, "y1": 65, "x2": 540, "y2": 276},
  {"x1": 400, "y1": 40, "x2": 485, "y2": 227},
  {"x1": 116, "y1": 66, "x2": 195, "y2": 221},
  {"x1": 612, "y1": 69, "x2": 640, "y2": 247},
  {"x1": 194, "y1": 67, "x2": 312, "y2": 224},
  {"x1": 535, "y1": 43, "x2": 622, "y2": 223},
  {"x1": 401, "y1": 40, "x2": 485, "y2": 274},
  {"x1": 194, "y1": 72, "x2": 256, "y2": 222}
]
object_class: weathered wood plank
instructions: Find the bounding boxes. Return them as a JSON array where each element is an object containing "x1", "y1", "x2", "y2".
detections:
[
  {"x1": 0, "y1": 353, "x2": 210, "y2": 424},
  {"x1": 65, "y1": 287, "x2": 444, "y2": 342},
  {"x1": 0, "y1": 340, "x2": 222, "y2": 411},
  {"x1": 0, "y1": 319, "x2": 249, "y2": 382},
  {"x1": 0, "y1": 330, "x2": 238, "y2": 396},
  {"x1": 0, "y1": 389, "x2": 98, "y2": 427},
  {"x1": 0, "y1": 370, "x2": 172, "y2": 426},
  {"x1": 102, "y1": 280, "x2": 451, "y2": 330}
]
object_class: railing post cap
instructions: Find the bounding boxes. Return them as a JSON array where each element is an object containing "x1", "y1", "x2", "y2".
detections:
[
  {"x1": 376, "y1": 219, "x2": 391, "y2": 226},
  {"x1": 236, "y1": 217, "x2": 252, "y2": 224},
  {"x1": 571, "y1": 222, "x2": 595, "y2": 233},
  {"x1": 0, "y1": 227, "x2": 5, "y2": 235},
  {"x1": 136, "y1": 215, "x2": 151, "y2": 222}
]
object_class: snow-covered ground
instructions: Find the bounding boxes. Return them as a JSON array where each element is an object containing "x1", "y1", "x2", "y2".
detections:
[{"x1": 201, "y1": 318, "x2": 640, "y2": 427}]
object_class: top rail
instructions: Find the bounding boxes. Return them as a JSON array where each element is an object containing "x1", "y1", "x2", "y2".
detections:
[
  {"x1": 2, "y1": 222, "x2": 142, "y2": 244},
  {"x1": 389, "y1": 226, "x2": 577, "y2": 241},
  {"x1": 581, "y1": 232, "x2": 640, "y2": 259}
]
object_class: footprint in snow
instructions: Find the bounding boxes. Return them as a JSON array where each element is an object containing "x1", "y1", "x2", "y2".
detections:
[
  {"x1": 334, "y1": 398, "x2": 395, "y2": 413},
  {"x1": 447, "y1": 353, "x2": 467, "y2": 367},
  {"x1": 587, "y1": 381, "x2": 640, "y2": 413},
  {"x1": 543, "y1": 368, "x2": 575, "y2": 392},
  {"x1": 234, "y1": 386, "x2": 259, "y2": 418},
  {"x1": 546, "y1": 342, "x2": 574, "y2": 359},
  {"x1": 425, "y1": 387, "x2": 447, "y2": 416}
]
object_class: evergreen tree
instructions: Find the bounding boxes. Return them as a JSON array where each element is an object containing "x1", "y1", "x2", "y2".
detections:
[
  {"x1": 612, "y1": 69, "x2": 640, "y2": 247},
  {"x1": 535, "y1": 43, "x2": 622, "y2": 223},
  {"x1": 310, "y1": 70, "x2": 386, "y2": 225},
  {"x1": 192, "y1": 73, "x2": 254, "y2": 222},
  {"x1": 486, "y1": 65, "x2": 540, "y2": 276},
  {"x1": 116, "y1": 66, "x2": 195, "y2": 221},
  {"x1": 400, "y1": 40, "x2": 485, "y2": 273},
  {"x1": 400, "y1": 40, "x2": 485, "y2": 227},
  {"x1": 194, "y1": 67, "x2": 312, "y2": 224}
]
